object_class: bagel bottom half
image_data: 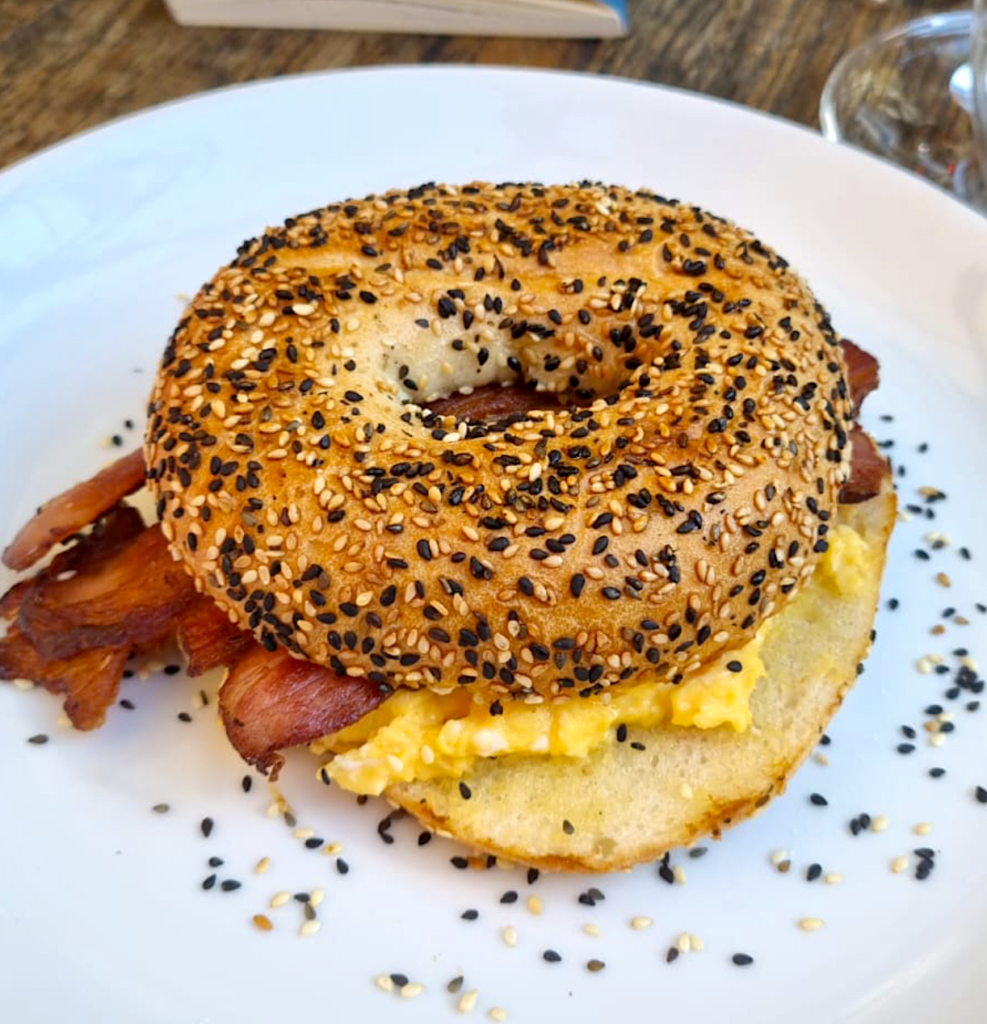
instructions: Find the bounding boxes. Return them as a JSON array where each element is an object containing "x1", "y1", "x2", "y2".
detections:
[{"x1": 385, "y1": 470, "x2": 896, "y2": 873}]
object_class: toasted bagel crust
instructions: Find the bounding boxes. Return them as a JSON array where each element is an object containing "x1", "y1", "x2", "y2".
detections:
[{"x1": 146, "y1": 183, "x2": 854, "y2": 700}]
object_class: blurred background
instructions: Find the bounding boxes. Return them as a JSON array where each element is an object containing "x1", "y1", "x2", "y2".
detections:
[{"x1": 0, "y1": 0, "x2": 981, "y2": 205}]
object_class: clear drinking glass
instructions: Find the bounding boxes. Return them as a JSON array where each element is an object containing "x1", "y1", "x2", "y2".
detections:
[{"x1": 820, "y1": 3, "x2": 987, "y2": 212}]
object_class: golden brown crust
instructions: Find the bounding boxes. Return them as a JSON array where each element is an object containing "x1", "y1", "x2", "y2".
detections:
[{"x1": 145, "y1": 183, "x2": 855, "y2": 702}]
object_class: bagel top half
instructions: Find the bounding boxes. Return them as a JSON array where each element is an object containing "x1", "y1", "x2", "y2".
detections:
[{"x1": 145, "y1": 182, "x2": 853, "y2": 703}]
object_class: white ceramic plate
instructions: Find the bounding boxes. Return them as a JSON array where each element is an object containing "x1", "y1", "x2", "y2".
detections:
[{"x1": 1, "y1": 67, "x2": 986, "y2": 1024}]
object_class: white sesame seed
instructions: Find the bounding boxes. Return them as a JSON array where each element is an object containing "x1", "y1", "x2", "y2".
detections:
[
  {"x1": 375, "y1": 974, "x2": 395, "y2": 993},
  {"x1": 583, "y1": 923, "x2": 602, "y2": 938},
  {"x1": 255, "y1": 857, "x2": 272, "y2": 874},
  {"x1": 690, "y1": 934, "x2": 705, "y2": 952},
  {"x1": 293, "y1": 827, "x2": 315, "y2": 840},
  {"x1": 930, "y1": 733, "x2": 946, "y2": 748},
  {"x1": 310, "y1": 888, "x2": 325, "y2": 908},
  {"x1": 630, "y1": 916, "x2": 653, "y2": 931},
  {"x1": 871, "y1": 814, "x2": 890, "y2": 833},
  {"x1": 770, "y1": 848, "x2": 789, "y2": 866},
  {"x1": 814, "y1": 753, "x2": 830, "y2": 766},
  {"x1": 915, "y1": 822, "x2": 932, "y2": 836},
  {"x1": 489, "y1": 1009, "x2": 508, "y2": 1022},
  {"x1": 891, "y1": 856, "x2": 910, "y2": 874},
  {"x1": 299, "y1": 920, "x2": 321, "y2": 937},
  {"x1": 823, "y1": 872, "x2": 843, "y2": 885},
  {"x1": 798, "y1": 917, "x2": 825, "y2": 932},
  {"x1": 400, "y1": 983, "x2": 425, "y2": 999},
  {"x1": 676, "y1": 933, "x2": 692, "y2": 953},
  {"x1": 270, "y1": 891, "x2": 291, "y2": 909},
  {"x1": 458, "y1": 989, "x2": 479, "y2": 1014},
  {"x1": 527, "y1": 896, "x2": 543, "y2": 916},
  {"x1": 502, "y1": 925, "x2": 518, "y2": 947},
  {"x1": 680, "y1": 782, "x2": 694, "y2": 799},
  {"x1": 292, "y1": 303, "x2": 315, "y2": 316}
]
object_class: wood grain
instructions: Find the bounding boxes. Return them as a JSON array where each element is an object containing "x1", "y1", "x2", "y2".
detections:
[{"x1": 0, "y1": 0, "x2": 955, "y2": 171}]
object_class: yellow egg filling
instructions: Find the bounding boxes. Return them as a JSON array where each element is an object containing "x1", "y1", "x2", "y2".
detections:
[{"x1": 312, "y1": 523, "x2": 875, "y2": 796}]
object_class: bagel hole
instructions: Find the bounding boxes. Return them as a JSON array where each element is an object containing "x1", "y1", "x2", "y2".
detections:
[{"x1": 424, "y1": 383, "x2": 568, "y2": 435}]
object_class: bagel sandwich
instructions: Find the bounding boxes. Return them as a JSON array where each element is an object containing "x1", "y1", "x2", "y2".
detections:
[{"x1": 1, "y1": 182, "x2": 894, "y2": 872}]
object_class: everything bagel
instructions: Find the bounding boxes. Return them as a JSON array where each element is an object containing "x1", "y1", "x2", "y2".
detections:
[{"x1": 145, "y1": 182, "x2": 855, "y2": 703}]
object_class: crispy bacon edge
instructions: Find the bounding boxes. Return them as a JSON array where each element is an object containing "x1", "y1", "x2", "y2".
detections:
[
  {"x1": 0, "y1": 453, "x2": 389, "y2": 770},
  {"x1": 2, "y1": 448, "x2": 145, "y2": 572}
]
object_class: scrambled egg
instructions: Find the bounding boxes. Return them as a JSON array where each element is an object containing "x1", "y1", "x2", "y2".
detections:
[{"x1": 313, "y1": 524, "x2": 875, "y2": 796}]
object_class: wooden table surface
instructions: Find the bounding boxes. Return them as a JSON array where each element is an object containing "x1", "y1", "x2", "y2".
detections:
[{"x1": 0, "y1": 0, "x2": 956, "y2": 171}]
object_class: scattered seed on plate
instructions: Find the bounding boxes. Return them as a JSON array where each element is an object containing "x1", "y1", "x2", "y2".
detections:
[
  {"x1": 631, "y1": 915, "x2": 653, "y2": 930},
  {"x1": 527, "y1": 896, "x2": 543, "y2": 915},
  {"x1": 542, "y1": 949, "x2": 562, "y2": 963},
  {"x1": 798, "y1": 917, "x2": 825, "y2": 932},
  {"x1": 152, "y1": 803, "x2": 170, "y2": 814},
  {"x1": 400, "y1": 982, "x2": 425, "y2": 999},
  {"x1": 27, "y1": 734, "x2": 48, "y2": 745},
  {"x1": 489, "y1": 1008, "x2": 508, "y2": 1022},
  {"x1": 252, "y1": 914, "x2": 273, "y2": 932},
  {"x1": 255, "y1": 857, "x2": 271, "y2": 874},
  {"x1": 732, "y1": 953, "x2": 755, "y2": 967},
  {"x1": 458, "y1": 989, "x2": 479, "y2": 1013},
  {"x1": 914, "y1": 822, "x2": 932, "y2": 835},
  {"x1": 220, "y1": 879, "x2": 241, "y2": 892},
  {"x1": 871, "y1": 814, "x2": 890, "y2": 833},
  {"x1": 502, "y1": 926, "x2": 518, "y2": 947},
  {"x1": 975, "y1": 786, "x2": 987, "y2": 804},
  {"x1": 891, "y1": 856, "x2": 910, "y2": 874},
  {"x1": 270, "y1": 891, "x2": 291, "y2": 909},
  {"x1": 200, "y1": 817, "x2": 214, "y2": 838},
  {"x1": 375, "y1": 975, "x2": 395, "y2": 993},
  {"x1": 583, "y1": 923, "x2": 602, "y2": 937},
  {"x1": 824, "y1": 873, "x2": 844, "y2": 885}
]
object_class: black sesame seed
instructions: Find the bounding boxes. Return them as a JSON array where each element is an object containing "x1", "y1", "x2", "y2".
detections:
[
  {"x1": 806, "y1": 863, "x2": 822, "y2": 881},
  {"x1": 732, "y1": 953, "x2": 754, "y2": 967},
  {"x1": 208, "y1": 856, "x2": 224, "y2": 868},
  {"x1": 220, "y1": 879, "x2": 241, "y2": 892},
  {"x1": 27, "y1": 734, "x2": 48, "y2": 745},
  {"x1": 666, "y1": 947, "x2": 680, "y2": 963},
  {"x1": 460, "y1": 909, "x2": 479, "y2": 920},
  {"x1": 200, "y1": 817, "x2": 214, "y2": 838},
  {"x1": 459, "y1": 781, "x2": 472, "y2": 800},
  {"x1": 543, "y1": 950, "x2": 562, "y2": 963},
  {"x1": 500, "y1": 890, "x2": 518, "y2": 904},
  {"x1": 975, "y1": 786, "x2": 987, "y2": 804},
  {"x1": 451, "y1": 857, "x2": 469, "y2": 870},
  {"x1": 389, "y1": 973, "x2": 409, "y2": 988},
  {"x1": 897, "y1": 743, "x2": 915, "y2": 755},
  {"x1": 337, "y1": 858, "x2": 350, "y2": 875},
  {"x1": 929, "y1": 767, "x2": 946, "y2": 778},
  {"x1": 241, "y1": 775, "x2": 252, "y2": 793},
  {"x1": 201, "y1": 874, "x2": 217, "y2": 890},
  {"x1": 809, "y1": 793, "x2": 828, "y2": 807}
]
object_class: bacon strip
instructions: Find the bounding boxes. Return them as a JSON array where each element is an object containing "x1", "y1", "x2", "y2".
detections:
[
  {"x1": 176, "y1": 597, "x2": 253, "y2": 677},
  {"x1": 428, "y1": 384, "x2": 562, "y2": 425},
  {"x1": 841, "y1": 427, "x2": 888, "y2": 504},
  {"x1": 841, "y1": 339, "x2": 879, "y2": 416},
  {"x1": 2, "y1": 449, "x2": 145, "y2": 572},
  {"x1": 219, "y1": 644, "x2": 389, "y2": 778},
  {"x1": 0, "y1": 621, "x2": 129, "y2": 730},
  {"x1": 18, "y1": 521, "x2": 195, "y2": 661}
]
